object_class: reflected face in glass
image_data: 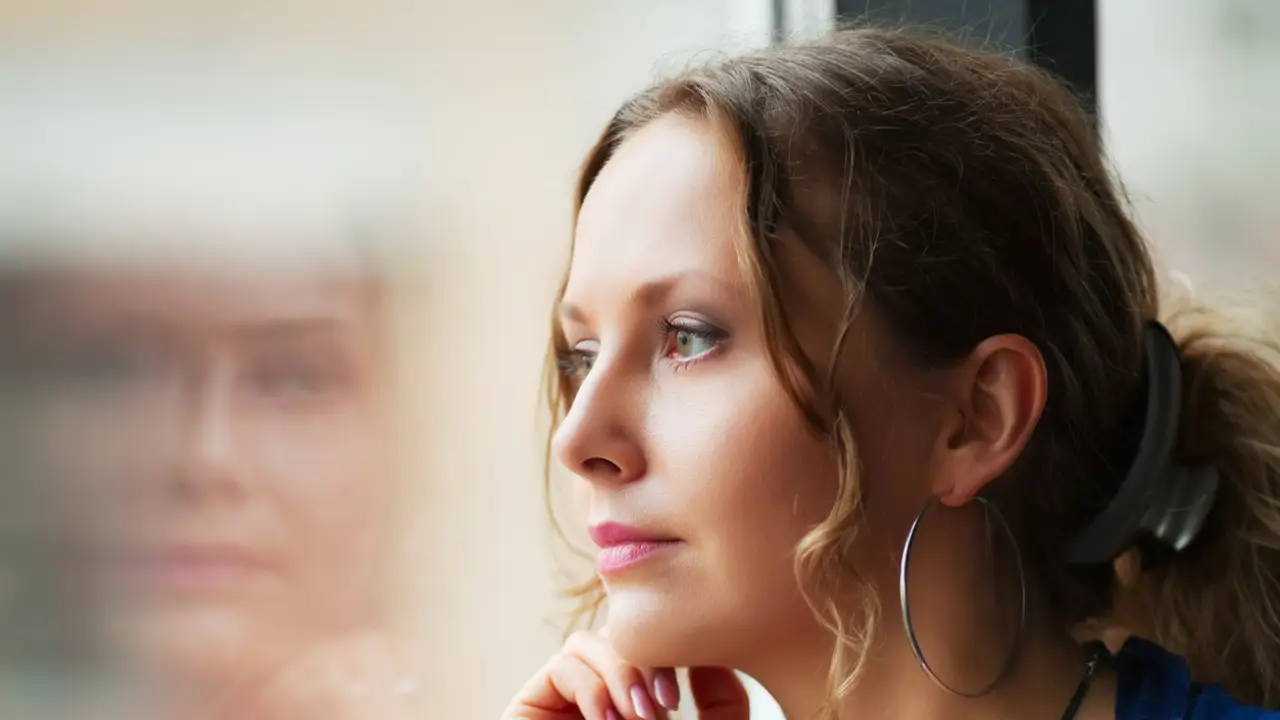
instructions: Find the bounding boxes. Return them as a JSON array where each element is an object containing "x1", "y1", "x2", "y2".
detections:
[
  {"x1": 552, "y1": 114, "x2": 843, "y2": 669},
  {"x1": 18, "y1": 263, "x2": 396, "y2": 685}
]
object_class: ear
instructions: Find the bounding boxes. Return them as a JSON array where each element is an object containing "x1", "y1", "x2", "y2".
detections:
[{"x1": 932, "y1": 334, "x2": 1047, "y2": 507}]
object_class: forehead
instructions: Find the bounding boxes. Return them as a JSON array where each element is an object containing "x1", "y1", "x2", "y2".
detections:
[
  {"x1": 567, "y1": 113, "x2": 848, "y2": 334},
  {"x1": 567, "y1": 114, "x2": 747, "y2": 297},
  {"x1": 15, "y1": 264, "x2": 379, "y2": 334}
]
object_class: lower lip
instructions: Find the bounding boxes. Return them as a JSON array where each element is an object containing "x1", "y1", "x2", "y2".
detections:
[
  {"x1": 105, "y1": 556, "x2": 265, "y2": 595},
  {"x1": 595, "y1": 541, "x2": 680, "y2": 575}
]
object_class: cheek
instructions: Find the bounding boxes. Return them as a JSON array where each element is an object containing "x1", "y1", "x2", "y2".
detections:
[
  {"x1": 256, "y1": 408, "x2": 395, "y2": 549},
  {"x1": 650, "y1": 364, "x2": 837, "y2": 582},
  {"x1": 248, "y1": 408, "x2": 395, "y2": 627},
  {"x1": 841, "y1": 382, "x2": 943, "y2": 530},
  {"x1": 31, "y1": 393, "x2": 180, "y2": 541},
  {"x1": 38, "y1": 386, "x2": 176, "y2": 472},
  {"x1": 573, "y1": 479, "x2": 591, "y2": 516}
]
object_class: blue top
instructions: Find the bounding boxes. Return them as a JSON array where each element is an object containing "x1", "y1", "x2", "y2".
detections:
[{"x1": 1116, "y1": 637, "x2": 1280, "y2": 719}]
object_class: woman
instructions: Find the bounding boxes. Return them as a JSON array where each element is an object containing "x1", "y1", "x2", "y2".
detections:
[
  {"x1": 503, "y1": 28, "x2": 1280, "y2": 720},
  {"x1": 0, "y1": 256, "x2": 424, "y2": 719}
]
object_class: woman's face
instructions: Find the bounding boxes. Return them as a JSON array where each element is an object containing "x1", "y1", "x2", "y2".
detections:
[
  {"x1": 18, "y1": 262, "x2": 397, "y2": 688},
  {"x1": 553, "y1": 113, "x2": 952, "y2": 670}
]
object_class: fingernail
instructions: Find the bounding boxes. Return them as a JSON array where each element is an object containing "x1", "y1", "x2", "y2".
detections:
[
  {"x1": 605, "y1": 709, "x2": 623, "y2": 720},
  {"x1": 653, "y1": 672, "x2": 680, "y2": 710},
  {"x1": 630, "y1": 684, "x2": 657, "y2": 720}
]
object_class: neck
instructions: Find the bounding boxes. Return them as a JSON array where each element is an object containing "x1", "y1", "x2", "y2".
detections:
[{"x1": 739, "y1": 612, "x2": 1116, "y2": 720}]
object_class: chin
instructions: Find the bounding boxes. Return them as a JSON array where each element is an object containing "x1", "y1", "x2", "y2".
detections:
[
  {"x1": 101, "y1": 604, "x2": 291, "y2": 689},
  {"x1": 603, "y1": 586, "x2": 733, "y2": 669}
]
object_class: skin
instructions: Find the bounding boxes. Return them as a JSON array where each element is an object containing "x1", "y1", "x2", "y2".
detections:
[
  {"x1": 505, "y1": 113, "x2": 1120, "y2": 720},
  {"x1": 10, "y1": 261, "x2": 416, "y2": 718}
]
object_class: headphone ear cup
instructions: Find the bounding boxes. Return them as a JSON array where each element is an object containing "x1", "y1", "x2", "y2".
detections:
[
  {"x1": 1065, "y1": 320, "x2": 1221, "y2": 566},
  {"x1": 1141, "y1": 461, "x2": 1219, "y2": 554}
]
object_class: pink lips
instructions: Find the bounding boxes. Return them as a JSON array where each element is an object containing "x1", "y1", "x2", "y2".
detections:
[
  {"x1": 101, "y1": 545, "x2": 272, "y2": 596},
  {"x1": 589, "y1": 522, "x2": 680, "y2": 575}
]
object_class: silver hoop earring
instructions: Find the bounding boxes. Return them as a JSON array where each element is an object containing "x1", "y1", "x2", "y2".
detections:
[{"x1": 898, "y1": 494, "x2": 1026, "y2": 698}]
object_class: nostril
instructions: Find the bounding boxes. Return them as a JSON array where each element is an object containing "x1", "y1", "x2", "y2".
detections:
[{"x1": 581, "y1": 456, "x2": 623, "y2": 478}]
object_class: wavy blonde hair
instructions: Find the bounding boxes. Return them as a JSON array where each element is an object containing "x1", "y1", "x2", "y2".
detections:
[{"x1": 543, "y1": 27, "x2": 1280, "y2": 717}]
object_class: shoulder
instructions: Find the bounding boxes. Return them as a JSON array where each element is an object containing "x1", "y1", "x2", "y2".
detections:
[{"x1": 1114, "y1": 637, "x2": 1280, "y2": 720}]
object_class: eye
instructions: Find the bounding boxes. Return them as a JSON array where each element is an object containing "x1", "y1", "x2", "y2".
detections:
[
  {"x1": 45, "y1": 342, "x2": 164, "y2": 391},
  {"x1": 253, "y1": 366, "x2": 326, "y2": 396},
  {"x1": 246, "y1": 352, "x2": 351, "y2": 403},
  {"x1": 557, "y1": 342, "x2": 598, "y2": 381},
  {"x1": 661, "y1": 318, "x2": 724, "y2": 364}
]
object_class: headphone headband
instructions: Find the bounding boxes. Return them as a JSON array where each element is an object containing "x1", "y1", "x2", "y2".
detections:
[{"x1": 1064, "y1": 321, "x2": 1220, "y2": 566}]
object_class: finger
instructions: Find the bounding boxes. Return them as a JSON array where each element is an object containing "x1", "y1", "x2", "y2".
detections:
[
  {"x1": 219, "y1": 641, "x2": 316, "y2": 717},
  {"x1": 243, "y1": 648, "x2": 333, "y2": 719},
  {"x1": 338, "y1": 637, "x2": 427, "y2": 715},
  {"x1": 688, "y1": 667, "x2": 750, "y2": 720},
  {"x1": 594, "y1": 628, "x2": 675, "y2": 714},
  {"x1": 550, "y1": 655, "x2": 616, "y2": 720},
  {"x1": 630, "y1": 669, "x2": 670, "y2": 720},
  {"x1": 597, "y1": 627, "x2": 672, "y2": 715},
  {"x1": 620, "y1": 668, "x2": 667, "y2": 720},
  {"x1": 244, "y1": 636, "x2": 423, "y2": 720},
  {"x1": 636, "y1": 667, "x2": 680, "y2": 713},
  {"x1": 564, "y1": 632, "x2": 660, "y2": 720},
  {"x1": 507, "y1": 653, "x2": 613, "y2": 720}
]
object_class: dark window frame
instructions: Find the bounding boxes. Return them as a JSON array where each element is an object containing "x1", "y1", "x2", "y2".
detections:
[{"x1": 832, "y1": 0, "x2": 1096, "y2": 117}]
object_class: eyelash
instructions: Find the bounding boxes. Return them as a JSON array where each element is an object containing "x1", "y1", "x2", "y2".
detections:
[
  {"x1": 658, "y1": 318, "x2": 725, "y2": 371},
  {"x1": 556, "y1": 318, "x2": 727, "y2": 381},
  {"x1": 557, "y1": 354, "x2": 589, "y2": 381}
]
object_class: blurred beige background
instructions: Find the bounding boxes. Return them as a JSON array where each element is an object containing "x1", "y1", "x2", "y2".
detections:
[
  {"x1": 1, "y1": 1, "x2": 1276, "y2": 719},
  {"x1": 0, "y1": 1, "x2": 787, "y2": 718},
  {"x1": 1101, "y1": 0, "x2": 1280, "y2": 300}
]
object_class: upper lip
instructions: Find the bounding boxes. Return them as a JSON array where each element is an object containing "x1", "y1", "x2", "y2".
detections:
[
  {"x1": 588, "y1": 522, "x2": 678, "y2": 548},
  {"x1": 104, "y1": 543, "x2": 274, "y2": 569}
]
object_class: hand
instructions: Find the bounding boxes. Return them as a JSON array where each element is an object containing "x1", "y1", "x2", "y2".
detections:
[
  {"x1": 684, "y1": 667, "x2": 753, "y2": 720},
  {"x1": 238, "y1": 631, "x2": 425, "y2": 720},
  {"x1": 501, "y1": 630, "x2": 749, "y2": 720}
]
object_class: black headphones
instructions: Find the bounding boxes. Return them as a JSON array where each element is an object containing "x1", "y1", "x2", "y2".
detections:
[{"x1": 1064, "y1": 321, "x2": 1221, "y2": 566}]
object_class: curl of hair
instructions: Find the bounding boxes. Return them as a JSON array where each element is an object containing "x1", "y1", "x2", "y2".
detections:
[{"x1": 1122, "y1": 304, "x2": 1280, "y2": 706}]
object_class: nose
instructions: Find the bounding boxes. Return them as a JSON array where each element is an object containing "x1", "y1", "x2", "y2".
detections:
[
  {"x1": 170, "y1": 359, "x2": 246, "y2": 500},
  {"x1": 551, "y1": 361, "x2": 646, "y2": 487}
]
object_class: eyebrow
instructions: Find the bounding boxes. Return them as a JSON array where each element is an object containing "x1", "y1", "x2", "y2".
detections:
[
  {"x1": 40, "y1": 315, "x2": 364, "y2": 346},
  {"x1": 229, "y1": 317, "x2": 361, "y2": 342},
  {"x1": 556, "y1": 271, "x2": 739, "y2": 325}
]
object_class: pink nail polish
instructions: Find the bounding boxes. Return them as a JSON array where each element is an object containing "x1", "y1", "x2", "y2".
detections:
[
  {"x1": 630, "y1": 684, "x2": 657, "y2": 720},
  {"x1": 654, "y1": 672, "x2": 680, "y2": 710}
]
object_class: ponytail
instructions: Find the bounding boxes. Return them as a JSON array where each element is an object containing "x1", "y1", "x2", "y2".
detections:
[{"x1": 1121, "y1": 302, "x2": 1280, "y2": 705}]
